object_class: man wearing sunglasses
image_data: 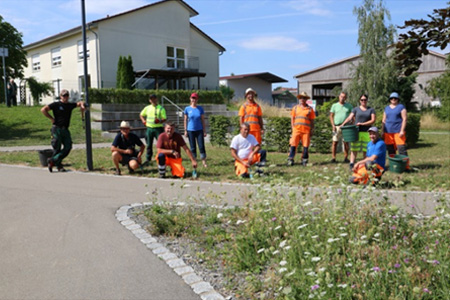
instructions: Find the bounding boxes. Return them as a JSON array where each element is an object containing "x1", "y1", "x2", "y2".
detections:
[{"x1": 41, "y1": 89, "x2": 85, "y2": 172}]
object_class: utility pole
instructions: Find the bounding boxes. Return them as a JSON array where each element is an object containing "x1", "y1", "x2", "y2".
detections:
[
  {"x1": 81, "y1": 0, "x2": 93, "y2": 170},
  {"x1": 0, "y1": 47, "x2": 8, "y2": 105}
]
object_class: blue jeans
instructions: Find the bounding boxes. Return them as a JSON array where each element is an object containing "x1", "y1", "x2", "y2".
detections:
[{"x1": 187, "y1": 130, "x2": 206, "y2": 159}]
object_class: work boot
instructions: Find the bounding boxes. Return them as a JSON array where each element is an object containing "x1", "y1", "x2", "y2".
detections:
[
  {"x1": 302, "y1": 159, "x2": 308, "y2": 167},
  {"x1": 287, "y1": 158, "x2": 294, "y2": 166},
  {"x1": 47, "y1": 158, "x2": 55, "y2": 173}
]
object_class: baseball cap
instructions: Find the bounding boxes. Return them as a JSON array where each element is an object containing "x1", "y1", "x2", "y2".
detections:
[
  {"x1": 190, "y1": 92, "x2": 198, "y2": 99},
  {"x1": 149, "y1": 94, "x2": 157, "y2": 99},
  {"x1": 368, "y1": 126, "x2": 378, "y2": 133}
]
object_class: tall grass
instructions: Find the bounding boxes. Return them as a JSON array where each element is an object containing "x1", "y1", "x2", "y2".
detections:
[{"x1": 420, "y1": 112, "x2": 450, "y2": 131}]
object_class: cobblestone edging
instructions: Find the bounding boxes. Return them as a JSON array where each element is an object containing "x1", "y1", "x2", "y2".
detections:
[{"x1": 115, "y1": 202, "x2": 225, "y2": 300}]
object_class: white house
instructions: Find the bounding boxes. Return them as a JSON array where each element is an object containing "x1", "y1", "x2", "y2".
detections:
[
  {"x1": 294, "y1": 51, "x2": 447, "y2": 106},
  {"x1": 219, "y1": 72, "x2": 287, "y2": 105},
  {"x1": 23, "y1": 0, "x2": 225, "y2": 104}
]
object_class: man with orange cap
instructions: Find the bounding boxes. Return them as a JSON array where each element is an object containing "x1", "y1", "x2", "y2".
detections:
[
  {"x1": 239, "y1": 88, "x2": 264, "y2": 144},
  {"x1": 287, "y1": 92, "x2": 315, "y2": 166}
]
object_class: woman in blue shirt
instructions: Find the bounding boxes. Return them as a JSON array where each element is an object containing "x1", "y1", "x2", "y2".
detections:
[{"x1": 184, "y1": 93, "x2": 207, "y2": 167}]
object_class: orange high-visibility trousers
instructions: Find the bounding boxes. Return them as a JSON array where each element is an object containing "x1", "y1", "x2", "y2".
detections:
[
  {"x1": 235, "y1": 153, "x2": 261, "y2": 176},
  {"x1": 350, "y1": 163, "x2": 384, "y2": 185},
  {"x1": 156, "y1": 155, "x2": 185, "y2": 177}
]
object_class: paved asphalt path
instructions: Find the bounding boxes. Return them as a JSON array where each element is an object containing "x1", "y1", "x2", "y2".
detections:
[
  {"x1": 0, "y1": 164, "x2": 255, "y2": 300},
  {"x1": 1, "y1": 163, "x2": 448, "y2": 299}
]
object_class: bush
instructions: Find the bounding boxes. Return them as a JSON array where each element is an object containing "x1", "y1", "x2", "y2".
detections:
[
  {"x1": 209, "y1": 115, "x2": 231, "y2": 146},
  {"x1": 265, "y1": 117, "x2": 291, "y2": 152},
  {"x1": 88, "y1": 88, "x2": 225, "y2": 104},
  {"x1": 406, "y1": 113, "x2": 420, "y2": 148}
]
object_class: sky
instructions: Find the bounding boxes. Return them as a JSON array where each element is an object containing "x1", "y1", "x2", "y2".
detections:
[{"x1": 1, "y1": 0, "x2": 448, "y2": 88}]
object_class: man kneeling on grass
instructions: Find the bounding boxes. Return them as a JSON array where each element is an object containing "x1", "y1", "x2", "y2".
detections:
[
  {"x1": 156, "y1": 122, "x2": 197, "y2": 178},
  {"x1": 350, "y1": 126, "x2": 386, "y2": 185},
  {"x1": 111, "y1": 121, "x2": 145, "y2": 176},
  {"x1": 230, "y1": 122, "x2": 267, "y2": 178}
]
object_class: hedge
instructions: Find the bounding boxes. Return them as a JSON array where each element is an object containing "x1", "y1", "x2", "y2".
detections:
[{"x1": 88, "y1": 88, "x2": 225, "y2": 104}]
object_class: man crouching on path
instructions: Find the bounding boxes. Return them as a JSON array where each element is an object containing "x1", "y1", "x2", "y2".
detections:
[
  {"x1": 41, "y1": 89, "x2": 85, "y2": 172},
  {"x1": 156, "y1": 122, "x2": 197, "y2": 178},
  {"x1": 111, "y1": 121, "x2": 145, "y2": 176},
  {"x1": 230, "y1": 122, "x2": 267, "y2": 178}
]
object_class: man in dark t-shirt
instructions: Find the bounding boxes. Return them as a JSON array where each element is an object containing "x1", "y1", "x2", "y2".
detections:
[
  {"x1": 156, "y1": 122, "x2": 197, "y2": 178},
  {"x1": 41, "y1": 89, "x2": 85, "y2": 172},
  {"x1": 111, "y1": 121, "x2": 145, "y2": 176}
]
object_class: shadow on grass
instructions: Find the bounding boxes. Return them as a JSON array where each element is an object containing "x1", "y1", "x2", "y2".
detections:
[
  {"x1": 410, "y1": 163, "x2": 441, "y2": 170},
  {"x1": 411, "y1": 141, "x2": 437, "y2": 149},
  {"x1": 0, "y1": 120, "x2": 49, "y2": 142}
]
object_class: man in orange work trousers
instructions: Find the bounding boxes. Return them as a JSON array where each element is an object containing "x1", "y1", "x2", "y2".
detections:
[
  {"x1": 239, "y1": 88, "x2": 264, "y2": 145},
  {"x1": 287, "y1": 92, "x2": 315, "y2": 167},
  {"x1": 156, "y1": 122, "x2": 197, "y2": 178}
]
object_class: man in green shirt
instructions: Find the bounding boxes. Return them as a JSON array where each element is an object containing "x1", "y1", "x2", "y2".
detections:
[
  {"x1": 329, "y1": 91, "x2": 353, "y2": 163},
  {"x1": 140, "y1": 94, "x2": 167, "y2": 164}
]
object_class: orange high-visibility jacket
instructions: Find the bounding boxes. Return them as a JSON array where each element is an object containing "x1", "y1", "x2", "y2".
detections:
[
  {"x1": 239, "y1": 102, "x2": 262, "y2": 132},
  {"x1": 291, "y1": 104, "x2": 315, "y2": 133}
]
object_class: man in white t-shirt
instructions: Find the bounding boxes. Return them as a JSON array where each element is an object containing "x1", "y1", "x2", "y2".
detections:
[{"x1": 230, "y1": 122, "x2": 267, "y2": 178}]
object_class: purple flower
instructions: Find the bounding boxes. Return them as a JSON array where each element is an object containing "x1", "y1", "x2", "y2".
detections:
[
  {"x1": 346, "y1": 271, "x2": 351, "y2": 277},
  {"x1": 388, "y1": 270, "x2": 395, "y2": 274},
  {"x1": 272, "y1": 217, "x2": 277, "y2": 222},
  {"x1": 337, "y1": 188, "x2": 342, "y2": 194},
  {"x1": 423, "y1": 288, "x2": 431, "y2": 293},
  {"x1": 404, "y1": 258, "x2": 410, "y2": 264},
  {"x1": 392, "y1": 245, "x2": 398, "y2": 250},
  {"x1": 372, "y1": 267, "x2": 380, "y2": 272},
  {"x1": 311, "y1": 284, "x2": 319, "y2": 291},
  {"x1": 433, "y1": 260, "x2": 440, "y2": 265},
  {"x1": 394, "y1": 263, "x2": 401, "y2": 268},
  {"x1": 403, "y1": 236, "x2": 408, "y2": 240},
  {"x1": 392, "y1": 215, "x2": 397, "y2": 219},
  {"x1": 435, "y1": 240, "x2": 439, "y2": 245},
  {"x1": 390, "y1": 226, "x2": 396, "y2": 230}
]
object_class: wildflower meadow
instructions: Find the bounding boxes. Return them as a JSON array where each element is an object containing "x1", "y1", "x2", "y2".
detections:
[{"x1": 141, "y1": 185, "x2": 450, "y2": 299}]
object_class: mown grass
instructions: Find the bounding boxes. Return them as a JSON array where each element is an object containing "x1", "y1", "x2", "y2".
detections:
[
  {"x1": 140, "y1": 186, "x2": 450, "y2": 299},
  {"x1": 0, "y1": 105, "x2": 110, "y2": 146},
  {"x1": 1, "y1": 105, "x2": 449, "y2": 192}
]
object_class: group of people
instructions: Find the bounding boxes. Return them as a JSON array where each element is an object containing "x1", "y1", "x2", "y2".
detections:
[{"x1": 40, "y1": 87, "x2": 409, "y2": 185}]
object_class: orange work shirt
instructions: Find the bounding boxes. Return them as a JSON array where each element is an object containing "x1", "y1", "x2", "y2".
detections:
[
  {"x1": 239, "y1": 102, "x2": 262, "y2": 132},
  {"x1": 291, "y1": 104, "x2": 315, "y2": 133}
]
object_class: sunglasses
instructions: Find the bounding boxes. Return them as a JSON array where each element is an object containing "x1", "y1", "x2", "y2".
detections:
[
  {"x1": 360, "y1": 99, "x2": 368, "y2": 101},
  {"x1": 62, "y1": 94, "x2": 69, "y2": 97}
]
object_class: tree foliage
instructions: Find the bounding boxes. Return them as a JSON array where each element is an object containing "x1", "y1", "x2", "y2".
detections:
[
  {"x1": 0, "y1": 16, "x2": 28, "y2": 103},
  {"x1": 395, "y1": 4, "x2": 450, "y2": 76},
  {"x1": 27, "y1": 76, "x2": 53, "y2": 105},
  {"x1": 219, "y1": 85, "x2": 235, "y2": 103},
  {"x1": 426, "y1": 55, "x2": 450, "y2": 121},
  {"x1": 116, "y1": 55, "x2": 135, "y2": 89}
]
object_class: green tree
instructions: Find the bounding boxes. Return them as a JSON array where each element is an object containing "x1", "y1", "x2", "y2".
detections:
[
  {"x1": 27, "y1": 76, "x2": 53, "y2": 105},
  {"x1": 219, "y1": 85, "x2": 234, "y2": 103},
  {"x1": 122, "y1": 55, "x2": 135, "y2": 90},
  {"x1": 426, "y1": 55, "x2": 450, "y2": 121},
  {"x1": 0, "y1": 16, "x2": 28, "y2": 103},
  {"x1": 116, "y1": 56, "x2": 124, "y2": 89},
  {"x1": 348, "y1": 0, "x2": 398, "y2": 110}
]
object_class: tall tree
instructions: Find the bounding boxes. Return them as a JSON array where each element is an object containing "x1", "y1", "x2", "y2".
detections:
[
  {"x1": 116, "y1": 56, "x2": 124, "y2": 89},
  {"x1": 122, "y1": 55, "x2": 135, "y2": 90},
  {"x1": 0, "y1": 16, "x2": 28, "y2": 103},
  {"x1": 348, "y1": 0, "x2": 400, "y2": 110},
  {"x1": 395, "y1": 5, "x2": 450, "y2": 76}
]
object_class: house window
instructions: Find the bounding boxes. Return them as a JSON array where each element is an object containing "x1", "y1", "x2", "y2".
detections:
[
  {"x1": 77, "y1": 39, "x2": 90, "y2": 60},
  {"x1": 51, "y1": 47, "x2": 62, "y2": 67},
  {"x1": 32, "y1": 54, "x2": 40, "y2": 72},
  {"x1": 167, "y1": 46, "x2": 185, "y2": 69},
  {"x1": 52, "y1": 79, "x2": 62, "y2": 98}
]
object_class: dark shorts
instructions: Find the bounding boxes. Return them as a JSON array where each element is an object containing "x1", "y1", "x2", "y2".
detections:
[{"x1": 120, "y1": 154, "x2": 138, "y2": 166}]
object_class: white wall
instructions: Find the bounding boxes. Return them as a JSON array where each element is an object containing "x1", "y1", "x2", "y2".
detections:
[{"x1": 224, "y1": 77, "x2": 273, "y2": 104}]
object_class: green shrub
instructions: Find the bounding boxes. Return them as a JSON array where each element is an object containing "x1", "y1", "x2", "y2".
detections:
[
  {"x1": 209, "y1": 115, "x2": 231, "y2": 146},
  {"x1": 265, "y1": 117, "x2": 291, "y2": 152},
  {"x1": 310, "y1": 112, "x2": 331, "y2": 154},
  {"x1": 406, "y1": 113, "x2": 420, "y2": 148},
  {"x1": 88, "y1": 88, "x2": 225, "y2": 104}
]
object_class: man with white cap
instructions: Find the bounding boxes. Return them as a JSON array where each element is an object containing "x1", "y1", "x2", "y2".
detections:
[
  {"x1": 239, "y1": 88, "x2": 264, "y2": 144},
  {"x1": 349, "y1": 126, "x2": 386, "y2": 185},
  {"x1": 287, "y1": 92, "x2": 315, "y2": 166},
  {"x1": 111, "y1": 121, "x2": 145, "y2": 175}
]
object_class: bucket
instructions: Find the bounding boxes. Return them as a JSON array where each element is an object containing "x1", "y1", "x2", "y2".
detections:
[
  {"x1": 341, "y1": 125, "x2": 358, "y2": 142},
  {"x1": 388, "y1": 154, "x2": 408, "y2": 174},
  {"x1": 38, "y1": 149, "x2": 53, "y2": 167}
]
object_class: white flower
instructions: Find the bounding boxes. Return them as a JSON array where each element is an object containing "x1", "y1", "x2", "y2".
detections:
[
  {"x1": 337, "y1": 284, "x2": 348, "y2": 288},
  {"x1": 318, "y1": 267, "x2": 326, "y2": 272},
  {"x1": 304, "y1": 251, "x2": 311, "y2": 256},
  {"x1": 327, "y1": 284, "x2": 334, "y2": 288},
  {"x1": 280, "y1": 260, "x2": 287, "y2": 266},
  {"x1": 286, "y1": 269, "x2": 296, "y2": 277},
  {"x1": 284, "y1": 246, "x2": 292, "y2": 250},
  {"x1": 361, "y1": 235, "x2": 367, "y2": 240},
  {"x1": 327, "y1": 238, "x2": 335, "y2": 243},
  {"x1": 303, "y1": 201, "x2": 312, "y2": 206},
  {"x1": 298, "y1": 224, "x2": 308, "y2": 229},
  {"x1": 257, "y1": 248, "x2": 265, "y2": 254},
  {"x1": 279, "y1": 240, "x2": 287, "y2": 248},
  {"x1": 340, "y1": 233, "x2": 348, "y2": 237},
  {"x1": 307, "y1": 271, "x2": 316, "y2": 276},
  {"x1": 236, "y1": 220, "x2": 246, "y2": 225},
  {"x1": 274, "y1": 225, "x2": 282, "y2": 230},
  {"x1": 217, "y1": 213, "x2": 223, "y2": 219},
  {"x1": 273, "y1": 250, "x2": 280, "y2": 255},
  {"x1": 311, "y1": 235, "x2": 319, "y2": 239},
  {"x1": 345, "y1": 263, "x2": 353, "y2": 267},
  {"x1": 279, "y1": 267, "x2": 287, "y2": 273},
  {"x1": 311, "y1": 257, "x2": 321, "y2": 262},
  {"x1": 374, "y1": 233, "x2": 380, "y2": 237}
]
